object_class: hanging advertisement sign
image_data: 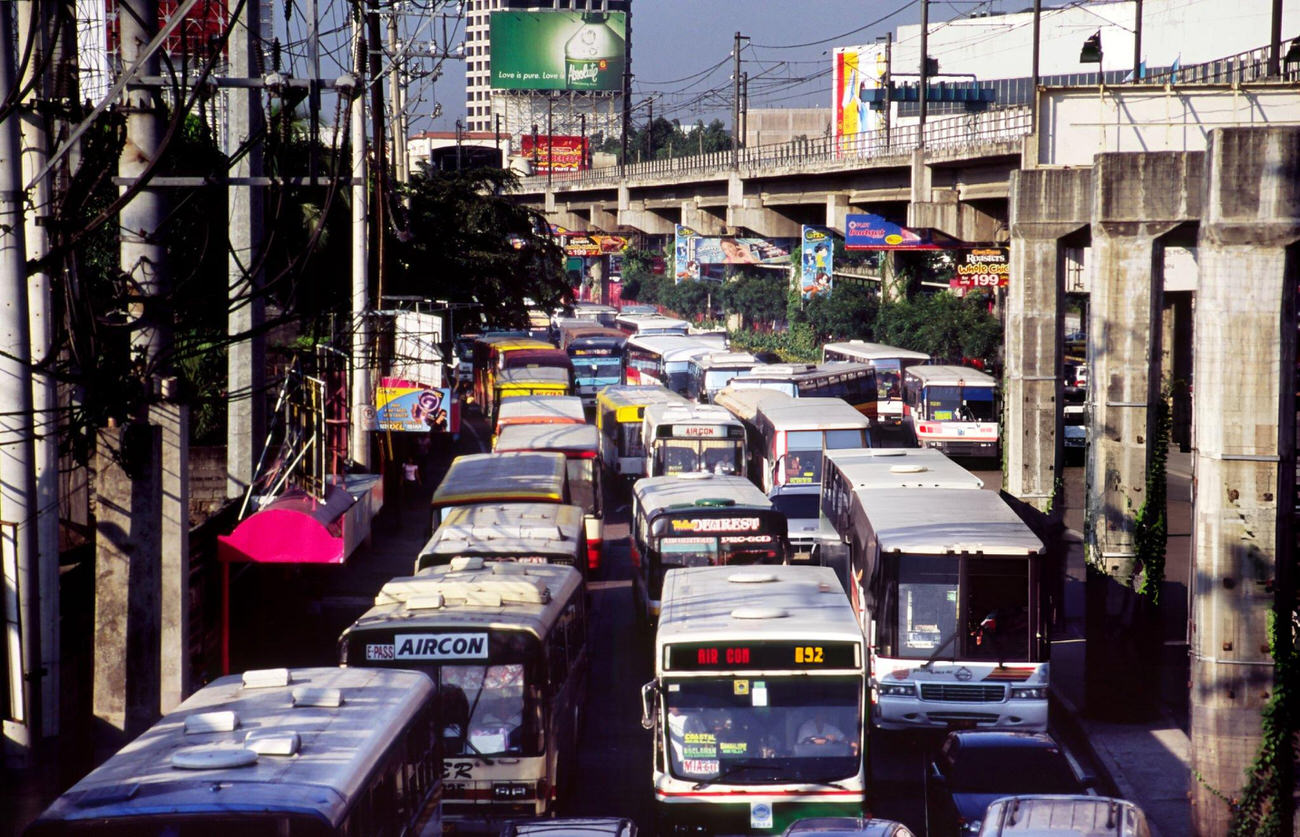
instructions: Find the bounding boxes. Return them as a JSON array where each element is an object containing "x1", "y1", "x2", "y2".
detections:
[
  {"x1": 675, "y1": 226, "x2": 795, "y2": 282},
  {"x1": 832, "y1": 44, "x2": 886, "y2": 146},
  {"x1": 950, "y1": 248, "x2": 1010, "y2": 289},
  {"x1": 800, "y1": 226, "x2": 834, "y2": 299},
  {"x1": 490, "y1": 11, "x2": 627, "y2": 91},
  {"x1": 675, "y1": 225, "x2": 701, "y2": 283},
  {"x1": 561, "y1": 234, "x2": 628, "y2": 257},
  {"x1": 844, "y1": 213, "x2": 932, "y2": 249},
  {"x1": 521, "y1": 135, "x2": 589, "y2": 173},
  {"x1": 375, "y1": 385, "x2": 453, "y2": 433}
]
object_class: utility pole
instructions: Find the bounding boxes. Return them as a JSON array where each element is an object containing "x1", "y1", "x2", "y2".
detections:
[
  {"x1": 731, "y1": 31, "x2": 747, "y2": 167},
  {"x1": 620, "y1": 69, "x2": 631, "y2": 174},
  {"x1": 307, "y1": 0, "x2": 321, "y2": 177},
  {"x1": 645, "y1": 96, "x2": 653, "y2": 161},
  {"x1": 495, "y1": 113, "x2": 502, "y2": 166},
  {"x1": 0, "y1": 0, "x2": 41, "y2": 765},
  {"x1": 919, "y1": 0, "x2": 929, "y2": 147},
  {"x1": 17, "y1": 0, "x2": 65, "y2": 741},
  {"x1": 547, "y1": 94, "x2": 554, "y2": 187},
  {"x1": 881, "y1": 33, "x2": 893, "y2": 150},
  {"x1": 1132, "y1": 0, "x2": 1143, "y2": 83},
  {"x1": 579, "y1": 112, "x2": 587, "y2": 169},
  {"x1": 1031, "y1": 1, "x2": 1041, "y2": 134},
  {"x1": 227, "y1": 0, "x2": 266, "y2": 501},
  {"x1": 350, "y1": 13, "x2": 371, "y2": 469},
  {"x1": 740, "y1": 72, "x2": 748, "y2": 149},
  {"x1": 366, "y1": 0, "x2": 388, "y2": 301},
  {"x1": 388, "y1": 11, "x2": 408, "y2": 182}
]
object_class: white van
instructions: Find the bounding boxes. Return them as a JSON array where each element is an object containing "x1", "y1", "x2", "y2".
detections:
[{"x1": 977, "y1": 795, "x2": 1151, "y2": 837}]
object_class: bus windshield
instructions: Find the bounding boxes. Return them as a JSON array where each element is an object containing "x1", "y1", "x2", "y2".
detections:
[
  {"x1": 656, "y1": 439, "x2": 745, "y2": 476},
  {"x1": 440, "y1": 663, "x2": 537, "y2": 757},
  {"x1": 925, "y1": 385, "x2": 997, "y2": 422},
  {"x1": 663, "y1": 677, "x2": 862, "y2": 784},
  {"x1": 885, "y1": 555, "x2": 1031, "y2": 662},
  {"x1": 873, "y1": 360, "x2": 903, "y2": 400},
  {"x1": 573, "y1": 355, "x2": 622, "y2": 383},
  {"x1": 704, "y1": 368, "x2": 747, "y2": 393}
]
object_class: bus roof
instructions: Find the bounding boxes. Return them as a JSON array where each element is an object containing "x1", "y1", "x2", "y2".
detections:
[
  {"x1": 616, "y1": 314, "x2": 690, "y2": 333},
  {"x1": 496, "y1": 395, "x2": 586, "y2": 425},
  {"x1": 713, "y1": 387, "x2": 794, "y2": 421},
  {"x1": 496, "y1": 366, "x2": 573, "y2": 386},
  {"x1": 730, "y1": 362, "x2": 819, "y2": 381},
  {"x1": 350, "y1": 561, "x2": 583, "y2": 638},
  {"x1": 656, "y1": 565, "x2": 861, "y2": 647},
  {"x1": 432, "y1": 452, "x2": 568, "y2": 507},
  {"x1": 756, "y1": 397, "x2": 870, "y2": 431},
  {"x1": 633, "y1": 472, "x2": 774, "y2": 514},
  {"x1": 624, "y1": 333, "x2": 714, "y2": 355},
  {"x1": 30, "y1": 667, "x2": 434, "y2": 828},
  {"x1": 904, "y1": 364, "x2": 996, "y2": 386},
  {"x1": 823, "y1": 340, "x2": 931, "y2": 362},
  {"x1": 595, "y1": 384, "x2": 690, "y2": 412},
  {"x1": 484, "y1": 336, "x2": 553, "y2": 351},
  {"x1": 690, "y1": 350, "x2": 759, "y2": 370},
  {"x1": 824, "y1": 448, "x2": 984, "y2": 489},
  {"x1": 418, "y1": 503, "x2": 586, "y2": 569},
  {"x1": 643, "y1": 401, "x2": 742, "y2": 429},
  {"x1": 494, "y1": 422, "x2": 600, "y2": 455},
  {"x1": 852, "y1": 487, "x2": 1044, "y2": 555}
]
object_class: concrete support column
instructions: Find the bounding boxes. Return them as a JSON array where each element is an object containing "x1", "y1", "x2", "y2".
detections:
[
  {"x1": 150, "y1": 404, "x2": 190, "y2": 713},
  {"x1": 1086, "y1": 152, "x2": 1200, "y2": 580},
  {"x1": 909, "y1": 148, "x2": 931, "y2": 204},
  {"x1": 93, "y1": 423, "x2": 163, "y2": 754},
  {"x1": 1190, "y1": 127, "x2": 1300, "y2": 836},
  {"x1": 1004, "y1": 168, "x2": 1092, "y2": 509},
  {"x1": 825, "y1": 193, "x2": 849, "y2": 234},
  {"x1": 680, "y1": 202, "x2": 726, "y2": 236}
]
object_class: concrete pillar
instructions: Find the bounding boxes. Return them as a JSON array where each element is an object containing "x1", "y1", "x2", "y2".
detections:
[
  {"x1": 910, "y1": 148, "x2": 931, "y2": 204},
  {"x1": 151, "y1": 404, "x2": 190, "y2": 713},
  {"x1": 825, "y1": 193, "x2": 849, "y2": 234},
  {"x1": 1087, "y1": 152, "x2": 1201, "y2": 580},
  {"x1": 1004, "y1": 167, "x2": 1092, "y2": 510},
  {"x1": 93, "y1": 423, "x2": 163, "y2": 754},
  {"x1": 681, "y1": 202, "x2": 726, "y2": 236},
  {"x1": 1190, "y1": 127, "x2": 1300, "y2": 836},
  {"x1": 588, "y1": 202, "x2": 618, "y2": 231}
]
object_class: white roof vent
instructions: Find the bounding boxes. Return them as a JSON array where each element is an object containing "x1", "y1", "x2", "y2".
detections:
[
  {"x1": 404, "y1": 594, "x2": 445, "y2": 611},
  {"x1": 889, "y1": 464, "x2": 928, "y2": 474},
  {"x1": 731, "y1": 606, "x2": 788, "y2": 620},
  {"x1": 675, "y1": 471, "x2": 713, "y2": 481},
  {"x1": 292, "y1": 687, "x2": 343, "y2": 708},
  {"x1": 449, "y1": 556, "x2": 485, "y2": 572},
  {"x1": 871, "y1": 449, "x2": 906, "y2": 457},
  {"x1": 171, "y1": 746, "x2": 259, "y2": 770},
  {"x1": 242, "y1": 668, "x2": 291, "y2": 689},
  {"x1": 245, "y1": 730, "x2": 302, "y2": 756},
  {"x1": 728, "y1": 572, "x2": 778, "y2": 584},
  {"x1": 184, "y1": 710, "x2": 239, "y2": 734}
]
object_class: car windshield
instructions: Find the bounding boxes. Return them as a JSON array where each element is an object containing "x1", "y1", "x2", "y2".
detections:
[
  {"x1": 664, "y1": 676, "x2": 862, "y2": 785},
  {"x1": 944, "y1": 742, "x2": 1081, "y2": 794}
]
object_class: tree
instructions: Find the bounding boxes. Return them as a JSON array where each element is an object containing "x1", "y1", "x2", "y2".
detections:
[
  {"x1": 392, "y1": 164, "x2": 569, "y2": 328},
  {"x1": 720, "y1": 272, "x2": 786, "y2": 328}
]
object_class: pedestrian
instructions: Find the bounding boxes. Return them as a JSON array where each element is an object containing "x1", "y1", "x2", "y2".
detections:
[{"x1": 402, "y1": 455, "x2": 421, "y2": 509}]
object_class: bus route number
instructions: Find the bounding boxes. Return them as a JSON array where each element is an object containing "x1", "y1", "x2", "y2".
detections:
[{"x1": 795, "y1": 646, "x2": 824, "y2": 664}]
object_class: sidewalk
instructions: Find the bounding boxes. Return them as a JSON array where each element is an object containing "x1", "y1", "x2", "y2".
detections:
[{"x1": 1050, "y1": 447, "x2": 1194, "y2": 837}]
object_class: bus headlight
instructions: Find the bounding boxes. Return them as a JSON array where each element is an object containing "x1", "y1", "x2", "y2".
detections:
[
  {"x1": 877, "y1": 682, "x2": 915, "y2": 698},
  {"x1": 1010, "y1": 686, "x2": 1047, "y2": 700}
]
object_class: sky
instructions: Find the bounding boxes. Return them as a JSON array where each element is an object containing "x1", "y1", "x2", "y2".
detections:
[{"x1": 417, "y1": 0, "x2": 964, "y2": 132}]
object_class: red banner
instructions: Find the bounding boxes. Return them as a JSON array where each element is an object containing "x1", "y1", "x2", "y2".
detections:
[{"x1": 522, "y1": 135, "x2": 588, "y2": 173}]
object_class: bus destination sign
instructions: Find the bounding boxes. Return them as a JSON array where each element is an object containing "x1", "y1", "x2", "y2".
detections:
[
  {"x1": 670, "y1": 517, "x2": 761, "y2": 534},
  {"x1": 667, "y1": 640, "x2": 859, "y2": 671}
]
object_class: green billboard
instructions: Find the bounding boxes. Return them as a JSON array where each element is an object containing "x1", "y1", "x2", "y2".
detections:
[{"x1": 490, "y1": 11, "x2": 627, "y2": 92}]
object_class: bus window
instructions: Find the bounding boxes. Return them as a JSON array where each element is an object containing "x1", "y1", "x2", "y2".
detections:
[
  {"x1": 825, "y1": 428, "x2": 866, "y2": 449},
  {"x1": 893, "y1": 555, "x2": 960, "y2": 657},
  {"x1": 442, "y1": 663, "x2": 530, "y2": 756},
  {"x1": 661, "y1": 538, "x2": 718, "y2": 568}
]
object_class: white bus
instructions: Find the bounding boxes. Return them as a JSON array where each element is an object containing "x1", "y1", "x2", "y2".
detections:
[
  {"x1": 751, "y1": 397, "x2": 871, "y2": 493},
  {"x1": 640, "y1": 565, "x2": 868, "y2": 834},
  {"x1": 595, "y1": 385, "x2": 693, "y2": 481},
  {"x1": 686, "y1": 351, "x2": 760, "y2": 403},
  {"x1": 339, "y1": 560, "x2": 588, "y2": 829},
  {"x1": 27, "y1": 667, "x2": 443, "y2": 836},
  {"x1": 818, "y1": 448, "x2": 985, "y2": 539},
  {"x1": 614, "y1": 313, "x2": 691, "y2": 337},
  {"x1": 822, "y1": 341, "x2": 930, "y2": 424},
  {"x1": 834, "y1": 487, "x2": 1048, "y2": 731},
  {"x1": 623, "y1": 333, "x2": 717, "y2": 392},
  {"x1": 902, "y1": 365, "x2": 1000, "y2": 459},
  {"x1": 630, "y1": 473, "x2": 787, "y2": 627},
  {"x1": 642, "y1": 401, "x2": 748, "y2": 478}
]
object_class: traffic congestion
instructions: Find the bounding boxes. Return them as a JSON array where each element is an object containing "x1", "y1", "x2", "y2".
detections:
[{"x1": 24, "y1": 303, "x2": 1148, "y2": 837}]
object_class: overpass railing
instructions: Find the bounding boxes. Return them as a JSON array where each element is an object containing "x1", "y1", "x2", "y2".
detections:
[{"x1": 519, "y1": 106, "x2": 1032, "y2": 191}]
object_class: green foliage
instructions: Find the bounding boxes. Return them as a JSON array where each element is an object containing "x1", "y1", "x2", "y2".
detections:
[
  {"x1": 802, "y1": 280, "x2": 879, "y2": 344},
  {"x1": 393, "y1": 164, "x2": 570, "y2": 328},
  {"x1": 876, "y1": 291, "x2": 1001, "y2": 365},
  {"x1": 1131, "y1": 382, "x2": 1172, "y2": 602},
  {"x1": 719, "y1": 272, "x2": 787, "y2": 327}
]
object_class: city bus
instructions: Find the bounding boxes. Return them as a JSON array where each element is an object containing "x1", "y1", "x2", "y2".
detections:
[
  {"x1": 472, "y1": 336, "x2": 552, "y2": 414},
  {"x1": 630, "y1": 473, "x2": 787, "y2": 626},
  {"x1": 642, "y1": 401, "x2": 748, "y2": 478},
  {"x1": 639, "y1": 565, "x2": 868, "y2": 834},
  {"x1": 726, "y1": 363, "x2": 878, "y2": 423},
  {"x1": 493, "y1": 422, "x2": 605, "y2": 573},
  {"x1": 837, "y1": 487, "x2": 1048, "y2": 731},
  {"x1": 614, "y1": 312, "x2": 691, "y2": 337},
  {"x1": 822, "y1": 341, "x2": 931, "y2": 424},
  {"x1": 339, "y1": 561, "x2": 587, "y2": 828},
  {"x1": 415, "y1": 502, "x2": 588, "y2": 580},
  {"x1": 493, "y1": 395, "x2": 586, "y2": 442},
  {"x1": 431, "y1": 451, "x2": 569, "y2": 529},
  {"x1": 819, "y1": 447, "x2": 985, "y2": 540},
  {"x1": 751, "y1": 397, "x2": 871, "y2": 492},
  {"x1": 26, "y1": 666, "x2": 443, "y2": 836},
  {"x1": 902, "y1": 364, "x2": 1000, "y2": 459},
  {"x1": 622, "y1": 333, "x2": 717, "y2": 392},
  {"x1": 557, "y1": 324, "x2": 626, "y2": 408},
  {"x1": 686, "y1": 350, "x2": 760, "y2": 403},
  {"x1": 594, "y1": 385, "x2": 692, "y2": 481},
  {"x1": 568, "y1": 302, "x2": 619, "y2": 329}
]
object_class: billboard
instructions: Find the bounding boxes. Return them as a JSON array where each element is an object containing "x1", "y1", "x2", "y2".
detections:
[
  {"x1": 375, "y1": 385, "x2": 453, "y2": 433},
  {"x1": 832, "y1": 44, "x2": 886, "y2": 144},
  {"x1": 800, "y1": 226, "x2": 834, "y2": 299},
  {"x1": 106, "y1": 0, "x2": 229, "y2": 61},
  {"x1": 490, "y1": 11, "x2": 627, "y2": 92},
  {"x1": 951, "y1": 248, "x2": 1010, "y2": 289},
  {"x1": 674, "y1": 225, "x2": 795, "y2": 282},
  {"x1": 521, "y1": 135, "x2": 589, "y2": 172}
]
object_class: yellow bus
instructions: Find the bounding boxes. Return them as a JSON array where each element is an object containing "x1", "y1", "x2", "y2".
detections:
[
  {"x1": 431, "y1": 452, "x2": 569, "y2": 530},
  {"x1": 416, "y1": 502, "x2": 588, "y2": 581},
  {"x1": 492, "y1": 367, "x2": 575, "y2": 426},
  {"x1": 594, "y1": 385, "x2": 692, "y2": 482}
]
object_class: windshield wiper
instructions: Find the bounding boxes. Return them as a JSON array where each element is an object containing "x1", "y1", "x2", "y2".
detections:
[
  {"x1": 691, "y1": 759, "x2": 772, "y2": 790},
  {"x1": 798, "y1": 774, "x2": 850, "y2": 790},
  {"x1": 920, "y1": 625, "x2": 962, "y2": 670}
]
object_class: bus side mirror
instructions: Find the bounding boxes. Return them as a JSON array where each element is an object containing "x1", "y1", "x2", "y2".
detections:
[{"x1": 640, "y1": 681, "x2": 657, "y2": 730}]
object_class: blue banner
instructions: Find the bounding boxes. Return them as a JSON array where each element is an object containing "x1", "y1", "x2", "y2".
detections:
[
  {"x1": 800, "y1": 226, "x2": 834, "y2": 299},
  {"x1": 844, "y1": 213, "x2": 931, "y2": 250}
]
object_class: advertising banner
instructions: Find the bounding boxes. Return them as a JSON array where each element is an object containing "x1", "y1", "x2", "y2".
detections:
[
  {"x1": 800, "y1": 226, "x2": 834, "y2": 299},
  {"x1": 845, "y1": 213, "x2": 933, "y2": 250},
  {"x1": 675, "y1": 225, "x2": 701, "y2": 282},
  {"x1": 832, "y1": 44, "x2": 886, "y2": 145},
  {"x1": 375, "y1": 385, "x2": 452, "y2": 433},
  {"x1": 675, "y1": 225, "x2": 795, "y2": 282},
  {"x1": 521, "y1": 135, "x2": 589, "y2": 172},
  {"x1": 490, "y1": 11, "x2": 627, "y2": 91},
  {"x1": 950, "y1": 247, "x2": 1010, "y2": 289}
]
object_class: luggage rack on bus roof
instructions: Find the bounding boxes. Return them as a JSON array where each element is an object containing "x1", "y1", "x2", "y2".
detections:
[{"x1": 376, "y1": 572, "x2": 552, "y2": 609}]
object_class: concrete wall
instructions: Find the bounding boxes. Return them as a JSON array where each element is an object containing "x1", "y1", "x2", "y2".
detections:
[{"x1": 745, "y1": 108, "x2": 830, "y2": 148}]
